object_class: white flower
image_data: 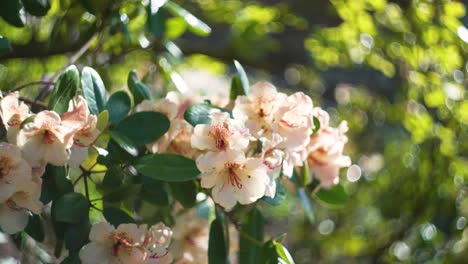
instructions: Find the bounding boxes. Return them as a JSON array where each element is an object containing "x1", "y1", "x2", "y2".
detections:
[
  {"x1": 232, "y1": 82, "x2": 286, "y2": 137},
  {"x1": 17, "y1": 111, "x2": 77, "y2": 166},
  {"x1": 196, "y1": 150, "x2": 269, "y2": 210},
  {"x1": 0, "y1": 92, "x2": 30, "y2": 144},
  {"x1": 307, "y1": 109, "x2": 351, "y2": 188},
  {"x1": 166, "y1": 121, "x2": 200, "y2": 159},
  {"x1": 191, "y1": 112, "x2": 250, "y2": 152},
  {"x1": 0, "y1": 143, "x2": 32, "y2": 202}
]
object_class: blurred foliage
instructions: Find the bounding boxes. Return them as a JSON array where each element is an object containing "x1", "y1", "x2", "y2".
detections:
[{"x1": 1, "y1": 0, "x2": 468, "y2": 263}]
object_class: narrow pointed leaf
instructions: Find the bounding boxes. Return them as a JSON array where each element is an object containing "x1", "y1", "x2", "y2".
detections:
[
  {"x1": 234, "y1": 60, "x2": 249, "y2": 94},
  {"x1": 165, "y1": 1, "x2": 211, "y2": 36}
]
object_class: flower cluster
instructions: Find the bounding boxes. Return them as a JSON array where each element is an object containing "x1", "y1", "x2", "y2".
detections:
[
  {"x1": 0, "y1": 92, "x2": 101, "y2": 234},
  {"x1": 79, "y1": 222, "x2": 173, "y2": 264}
]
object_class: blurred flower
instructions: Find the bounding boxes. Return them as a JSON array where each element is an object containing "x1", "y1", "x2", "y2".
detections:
[
  {"x1": 0, "y1": 92, "x2": 30, "y2": 144},
  {"x1": 0, "y1": 143, "x2": 32, "y2": 202},
  {"x1": 145, "y1": 223, "x2": 173, "y2": 264}
]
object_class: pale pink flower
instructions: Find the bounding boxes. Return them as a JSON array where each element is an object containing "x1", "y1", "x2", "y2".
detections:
[
  {"x1": 0, "y1": 92, "x2": 30, "y2": 143},
  {"x1": 166, "y1": 121, "x2": 200, "y2": 159},
  {"x1": 196, "y1": 150, "x2": 269, "y2": 210},
  {"x1": 17, "y1": 111, "x2": 77, "y2": 166},
  {"x1": 232, "y1": 82, "x2": 286, "y2": 137},
  {"x1": 307, "y1": 113, "x2": 351, "y2": 188},
  {"x1": 191, "y1": 112, "x2": 250, "y2": 152},
  {"x1": 0, "y1": 143, "x2": 32, "y2": 202}
]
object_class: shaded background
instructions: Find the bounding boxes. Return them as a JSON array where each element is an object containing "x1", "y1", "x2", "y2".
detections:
[{"x1": 0, "y1": 0, "x2": 467, "y2": 263}]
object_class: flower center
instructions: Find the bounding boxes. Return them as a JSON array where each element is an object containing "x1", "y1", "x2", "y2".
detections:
[
  {"x1": 42, "y1": 130, "x2": 55, "y2": 144},
  {"x1": 112, "y1": 233, "x2": 134, "y2": 256},
  {"x1": 0, "y1": 156, "x2": 12, "y2": 179},
  {"x1": 225, "y1": 162, "x2": 243, "y2": 189},
  {"x1": 210, "y1": 123, "x2": 232, "y2": 150},
  {"x1": 5, "y1": 199, "x2": 22, "y2": 211}
]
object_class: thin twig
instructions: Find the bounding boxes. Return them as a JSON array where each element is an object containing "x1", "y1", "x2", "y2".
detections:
[
  {"x1": 11, "y1": 81, "x2": 55, "y2": 92},
  {"x1": 18, "y1": 96, "x2": 47, "y2": 110}
]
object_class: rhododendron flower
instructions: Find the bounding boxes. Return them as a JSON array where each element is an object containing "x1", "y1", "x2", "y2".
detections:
[
  {"x1": 0, "y1": 92, "x2": 30, "y2": 143},
  {"x1": 0, "y1": 143, "x2": 32, "y2": 202},
  {"x1": 196, "y1": 150, "x2": 269, "y2": 210},
  {"x1": 171, "y1": 211, "x2": 209, "y2": 264},
  {"x1": 17, "y1": 111, "x2": 77, "y2": 166},
  {"x1": 307, "y1": 109, "x2": 351, "y2": 188},
  {"x1": 191, "y1": 112, "x2": 250, "y2": 152},
  {"x1": 233, "y1": 82, "x2": 286, "y2": 137},
  {"x1": 166, "y1": 121, "x2": 200, "y2": 159},
  {"x1": 0, "y1": 179, "x2": 43, "y2": 234}
]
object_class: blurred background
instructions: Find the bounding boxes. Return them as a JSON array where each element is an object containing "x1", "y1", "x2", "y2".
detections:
[{"x1": 0, "y1": 0, "x2": 468, "y2": 263}]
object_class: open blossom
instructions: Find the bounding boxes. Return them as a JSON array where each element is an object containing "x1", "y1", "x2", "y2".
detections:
[
  {"x1": 0, "y1": 92, "x2": 30, "y2": 143},
  {"x1": 79, "y1": 222, "x2": 173, "y2": 264},
  {"x1": 191, "y1": 112, "x2": 250, "y2": 152},
  {"x1": 196, "y1": 150, "x2": 269, "y2": 210},
  {"x1": 166, "y1": 121, "x2": 200, "y2": 159},
  {"x1": 307, "y1": 108, "x2": 351, "y2": 188},
  {"x1": 233, "y1": 82, "x2": 286, "y2": 137},
  {"x1": 17, "y1": 111, "x2": 77, "y2": 166},
  {"x1": 0, "y1": 143, "x2": 32, "y2": 202}
]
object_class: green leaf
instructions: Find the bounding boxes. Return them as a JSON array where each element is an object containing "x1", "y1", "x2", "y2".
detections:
[
  {"x1": 24, "y1": 214, "x2": 44, "y2": 242},
  {"x1": 301, "y1": 162, "x2": 310, "y2": 187},
  {"x1": 49, "y1": 65, "x2": 79, "y2": 114},
  {"x1": 234, "y1": 60, "x2": 249, "y2": 94},
  {"x1": 230, "y1": 76, "x2": 244, "y2": 100},
  {"x1": 108, "y1": 130, "x2": 139, "y2": 157},
  {"x1": 0, "y1": 0, "x2": 25, "y2": 27},
  {"x1": 208, "y1": 215, "x2": 228, "y2": 264},
  {"x1": 98, "y1": 139, "x2": 136, "y2": 165},
  {"x1": 52, "y1": 193, "x2": 89, "y2": 224},
  {"x1": 40, "y1": 165, "x2": 73, "y2": 204},
  {"x1": 184, "y1": 103, "x2": 231, "y2": 126},
  {"x1": 19, "y1": 114, "x2": 36, "y2": 129},
  {"x1": 298, "y1": 187, "x2": 315, "y2": 223},
  {"x1": 0, "y1": 36, "x2": 12, "y2": 57},
  {"x1": 147, "y1": 0, "x2": 168, "y2": 39},
  {"x1": 240, "y1": 208, "x2": 264, "y2": 264},
  {"x1": 105, "y1": 90, "x2": 131, "y2": 125},
  {"x1": 61, "y1": 253, "x2": 80, "y2": 264},
  {"x1": 102, "y1": 165, "x2": 125, "y2": 188},
  {"x1": 312, "y1": 116, "x2": 320, "y2": 135},
  {"x1": 115, "y1": 111, "x2": 170, "y2": 146},
  {"x1": 103, "y1": 207, "x2": 135, "y2": 227},
  {"x1": 128, "y1": 70, "x2": 152, "y2": 105},
  {"x1": 262, "y1": 179, "x2": 285, "y2": 206},
  {"x1": 81, "y1": 66, "x2": 107, "y2": 115},
  {"x1": 259, "y1": 240, "x2": 295, "y2": 264},
  {"x1": 141, "y1": 177, "x2": 172, "y2": 206},
  {"x1": 64, "y1": 219, "x2": 90, "y2": 253},
  {"x1": 315, "y1": 184, "x2": 348, "y2": 206},
  {"x1": 170, "y1": 180, "x2": 197, "y2": 208},
  {"x1": 274, "y1": 242, "x2": 295, "y2": 264},
  {"x1": 134, "y1": 153, "x2": 200, "y2": 182},
  {"x1": 102, "y1": 183, "x2": 140, "y2": 203},
  {"x1": 22, "y1": 0, "x2": 51, "y2": 16},
  {"x1": 165, "y1": 1, "x2": 211, "y2": 36}
]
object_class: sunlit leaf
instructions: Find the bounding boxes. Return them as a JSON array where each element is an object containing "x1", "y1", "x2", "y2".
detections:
[
  {"x1": 81, "y1": 66, "x2": 107, "y2": 115},
  {"x1": 165, "y1": 1, "x2": 211, "y2": 36},
  {"x1": 315, "y1": 184, "x2": 348, "y2": 206},
  {"x1": 49, "y1": 65, "x2": 79, "y2": 114}
]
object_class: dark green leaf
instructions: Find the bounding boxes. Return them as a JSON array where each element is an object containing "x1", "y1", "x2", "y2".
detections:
[
  {"x1": 170, "y1": 180, "x2": 197, "y2": 208},
  {"x1": 147, "y1": 0, "x2": 168, "y2": 39},
  {"x1": 240, "y1": 208, "x2": 264, "y2": 264},
  {"x1": 102, "y1": 165, "x2": 125, "y2": 187},
  {"x1": 184, "y1": 103, "x2": 231, "y2": 126},
  {"x1": 22, "y1": 0, "x2": 51, "y2": 16},
  {"x1": 234, "y1": 60, "x2": 249, "y2": 94},
  {"x1": 81, "y1": 66, "x2": 107, "y2": 115},
  {"x1": 98, "y1": 139, "x2": 136, "y2": 165},
  {"x1": 141, "y1": 177, "x2": 172, "y2": 206},
  {"x1": 64, "y1": 219, "x2": 90, "y2": 253},
  {"x1": 259, "y1": 240, "x2": 277, "y2": 264},
  {"x1": 48, "y1": 65, "x2": 79, "y2": 114},
  {"x1": 24, "y1": 214, "x2": 44, "y2": 242},
  {"x1": 108, "y1": 130, "x2": 139, "y2": 157},
  {"x1": 105, "y1": 90, "x2": 131, "y2": 125},
  {"x1": 134, "y1": 153, "x2": 200, "y2": 182},
  {"x1": 209, "y1": 216, "x2": 228, "y2": 264},
  {"x1": 128, "y1": 70, "x2": 152, "y2": 105},
  {"x1": 165, "y1": 1, "x2": 211, "y2": 36},
  {"x1": 40, "y1": 165, "x2": 73, "y2": 204},
  {"x1": 274, "y1": 242, "x2": 295, "y2": 264},
  {"x1": 230, "y1": 76, "x2": 244, "y2": 100},
  {"x1": 0, "y1": 0, "x2": 25, "y2": 27},
  {"x1": 0, "y1": 36, "x2": 12, "y2": 57},
  {"x1": 115, "y1": 111, "x2": 170, "y2": 146},
  {"x1": 315, "y1": 184, "x2": 348, "y2": 206},
  {"x1": 103, "y1": 207, "x2": 135, "y2": 227},
  {"x1": 102, "y1": 183, "x2": 140, "y2": 202},
  {"x1": 52, "y1": 193, "x2": 89, "y2": 224},
  {"x1": 312, "y1": 116, "x2": 320, "y2": 135}
]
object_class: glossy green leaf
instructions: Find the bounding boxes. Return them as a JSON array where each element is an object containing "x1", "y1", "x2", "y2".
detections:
[
  {"x1": 24, "y1": 214, "x2": 44, "y2": 242},
  {"x1": 259, "y1": 240, "x2": 295, "y2": 264},
  {"x1": 312, "y1": 116, "x2": 321, "y2": 135},
  {"x1": 52, "y1": 193, "x2": 89, "y2": 224},
  {"x1": 40, "y1": 165, "x2": 73, "y2": 204},
  {"x1": 0, "y1": 36, "x2": 12, "y2": 57},
  {"x1": 234, "y1": 60, "x2": 249, "y2": 94},
  {"x1": 115, "y1": 111, "x2": 170, "y2": 146},
  {"x1": 134, "y1": 153, "x2": 200, "y2": 182},
  {"x1": 64, "y1": 219, "x2": 90, "y2": 253},
  {"x1": 208, "y1": 215, "x2": 228, "y2": 264},
  {"x1": 103, "y1": 207, "x2": 135, "y2": 227},
  {"x1": 274, "y1": 242, "x2": 295, "y2": 264},
  {"x1": 184, "y1": 103, "x2": 231, "y2": 126},
  {"x1": 0, "y1": 0, "x2": 25, "y2": 27},
  {"x1": 240, "y1": 208, "x2": 264, "y2": 264},
  {"x1": 81, "y1": 66, "x2": 107, "y2": 115},
  {"x1": 147, "y1": 0, "x2": 168, "y2": 39},
  {"x1": 165, "y1": 1, "x2": 211, "y2": 36},
  {"x1": 170, "y1": 180, "x2": 197, "y2": 208},
  {"x1": 315, "y1": 184, "x2": 348, "y2": 206},
  {"x1": 49, "y1": 65, "x2": 79, "y2": 114},
  {"x1": 230, "y1": 76, "x2": 244, "y2": 100},
  {"x1": 141, "y1": 177, "x2": 172, "y2": 206},
  {"x1": 22, "y1": 0, "x2": 51, "y2": 16},
  {"x1": 105, "y1": 90, "x2": 131, "y2": 125},
  {"x1": 128, "y1": 70, "x2": 152, "y2": 105},
  {"x1": 108, "y1": 130, "x2": 139, "y2": 157},
  {"x1": 102, "y1": 165, "x2": 125, "y2": 187}
]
